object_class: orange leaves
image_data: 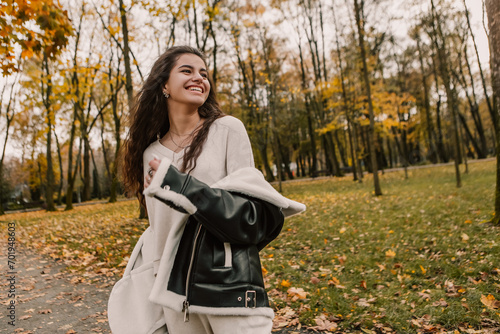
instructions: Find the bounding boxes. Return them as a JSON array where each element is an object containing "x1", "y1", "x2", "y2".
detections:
[
  {"x1": 0, "y1": 0, "x2": 72, "y2": 74},
  {"x1": 310, "y1": 276, "x2": 320, "y2": 284},
  {"x1": 385, "y1": 249, "x2": 396, "y2": 258},
  {"x1": 287, "y1": 287, "x2": 308, "y2": 301},
  {"x1": 431, "y1": 298, "x2": 448, "y2": 307},
  {"x1": 310, "y1": 314, "x2": 338, "y2": 331},
  {"x1": 261, "y1": 267, "x2": 268, "y2": 276},
  {"x1": 356, "y1": 297, "x2": 376, "y2": 307},
  {"x1": 21, "y1": 48, "x2": 34, "y2": 59},
  {"x1": 272, "y1": 306, "x2": 299, "y2": 330},
  {"x1": 8, "y1": 201, "x2": 145, "y2": 279},
  {"x1": 420, "y1": 265, "x2": 427, "y2": 275},
  {"x1": 327, "y1": 276, "x2": 346, "y2": 289},
  {"x1": 280, "y1": 279, "x2": 291, "y2": 288},
  {"x1": 481, "y1": 294, "x2": 500, "y2": 310}
]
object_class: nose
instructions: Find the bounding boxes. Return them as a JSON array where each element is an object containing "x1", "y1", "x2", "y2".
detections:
[
  {"x1": 193, "y1": 72, "x2": 204, "y2": 82},
  {"x1": 192, "y1": 72, "x2": 204, "y2": 82}
]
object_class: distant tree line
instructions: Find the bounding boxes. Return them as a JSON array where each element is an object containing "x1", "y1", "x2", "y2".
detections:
[{"x1": 0, "y1": 0, "x2": 496, "y2": 215}]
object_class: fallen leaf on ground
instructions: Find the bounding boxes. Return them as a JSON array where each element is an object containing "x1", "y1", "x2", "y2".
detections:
[
  {"x1": 385, "y1": 249, "x2": 396, "y2": 258},
  {"x1": 281, "y1": 279, "x2": 291, "y2": 288},
  {"x1": 480, "y1": 294, "x2": 500, "y2": 310},
  {"x1": 287, "y1": 287, "x2": 308, "y2": 301}
]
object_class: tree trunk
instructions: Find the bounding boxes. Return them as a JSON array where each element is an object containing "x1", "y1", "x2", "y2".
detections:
[
  {"x1": 430, "y1": 0, "x2": 461, "y2": 187},
  {"x1": 457, "y1": 110, "x2": 482, "y2": 158},
  {"x1": 257, "y1": 144, "x2": 274, "y2": 182},
  {"x1": 42, "y1": 52, "x2": 56, "y2": 211},
  {"x1": 81, "y1": 135, "x2": 89, "y2": 201},
  {"x1": 118, "y1": 0, "x2": 144, "y2": 217},
  {"x1": 486, "y1": 0, "x2": 500, "y2": 225},
  {"x1": 353, "y1": 0, "x2": 382, "y2": 195},
  {"x1": 119, "y1": 0, "x2": 134, "y2": 109},
  {"x1": 416, "y1": 34, "x2": 438, "y2": 163},
  {"x1": 297, "y1": 41, "x2": 318, "y2": 176},
  {"x1": 334, "y1": 130, "x2": 348, "y2": 168},
  {"x1": 332, "y1": 1, "x2": 359, "y2": 181},
  {"x1": 109, "y1": 95, "x2": 122, "y2": 203},
  {"x1": 354, "y1": 123, "x2": 364, "y2": 179},
  {"x1": 53, "y1": 128, "x2": 64, "y2": 205},
  {"x1": 0, "y1": 80, "x2": 17, "y2": 214},
  {"x1": 470, "y1": 0, "x2": 497, "y2": 134},
  {"x1": 65, "y1": 106, "x2": 78, "y2": 210},
  {"x1": 454, "y1": 44, "x2": 487, "y2": 158},
  {"x1": 326, "y1": 132, "x2": 342, "y2": 176}
]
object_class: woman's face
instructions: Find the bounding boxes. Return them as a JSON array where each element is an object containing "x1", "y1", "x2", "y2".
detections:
[{"x1": 163, "y1": 53, "x2": 210, "y2": 109}]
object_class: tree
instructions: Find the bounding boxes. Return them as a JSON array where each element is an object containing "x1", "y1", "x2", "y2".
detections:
[
  {"x1": 64, "y1": 2, "x2": 86, "y2": 210},
  {"x1": 486, "y1": 0, "x2": 500, "y2": 225},
  {"x1": 95, "y1": 51, "x2": 125, "y2": 203},
  {"x1": 118, "y1": 0, "x2": 134, "y2": 109},
  {"x1": 429, "y1": 0, "x2": 462, "y2": 188},
  {"x1": 353, "y1": 0, "x2": 382, "y2": 196},
  {"x1": 332, "y1": 0, "x2": 361, "y2": 182}
]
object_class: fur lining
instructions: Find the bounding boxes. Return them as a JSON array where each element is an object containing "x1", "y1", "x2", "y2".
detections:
[
  {"x1": 153, "y1": 189, "x2": 197, "y2": 215},
  {"x1": 151, "y1": 290, "x2": 275, "y2": 319},
  {"x1": 211, "y1": 167, "x2": 306, "y2": 217},
  {"x1": 143, "y1": 158, "x2": 198, "y2": 215}
]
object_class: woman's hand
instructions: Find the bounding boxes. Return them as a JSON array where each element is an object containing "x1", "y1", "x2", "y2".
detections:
[{"x1": 144, "y1": 156, "x2": 161, "y2": 188}]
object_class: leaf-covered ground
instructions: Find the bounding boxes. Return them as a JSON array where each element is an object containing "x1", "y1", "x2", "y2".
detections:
[
  {"x1": 264, "y1": 161, "x2": 500, "y2": 333},
  {"x1": 1, "y1": 161, "x2": 499, "y2": 333}
]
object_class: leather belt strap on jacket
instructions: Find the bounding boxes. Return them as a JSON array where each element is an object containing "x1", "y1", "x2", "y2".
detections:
[{"x1": 189, "y1": 288, "x2": 268, "y2": 309}]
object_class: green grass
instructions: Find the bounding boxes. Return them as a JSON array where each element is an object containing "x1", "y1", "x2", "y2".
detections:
[
  {"x1": 1, "y1": 161, "x2": 499, "y2": 332},
  {"x1": 263, "y1": 161, "x2": 499, "y2": 332}
]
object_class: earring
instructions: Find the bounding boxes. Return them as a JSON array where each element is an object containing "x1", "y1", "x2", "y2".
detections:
[{"x1": 163, "y1": 91, "x2": 170, "y2": 99}]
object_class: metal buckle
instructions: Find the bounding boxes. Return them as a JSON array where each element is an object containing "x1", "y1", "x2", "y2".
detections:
[{"x1": 245, "y1": 290, "x2": 256, "y2": 308}]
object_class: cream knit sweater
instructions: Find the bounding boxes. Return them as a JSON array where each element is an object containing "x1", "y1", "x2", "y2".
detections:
[{"x1": 142, "y1": 115, "x2": 255, "y2": 275}]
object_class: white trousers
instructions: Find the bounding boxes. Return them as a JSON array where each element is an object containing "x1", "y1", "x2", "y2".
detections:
[{"x1": 160, "y1": 307, "x2": 273, "y2": 334}]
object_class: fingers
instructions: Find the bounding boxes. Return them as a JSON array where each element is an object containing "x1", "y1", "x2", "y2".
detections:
[
  {"x1": 149, "y1": 157, "x2": 160, "y2": 171},
  {"x1": 145, "y1": 156, "x2": 161, "y2": 189}
]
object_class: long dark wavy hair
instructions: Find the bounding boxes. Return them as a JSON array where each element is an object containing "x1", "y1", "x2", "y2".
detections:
[{"x1": 122, "y1": 46, "x2": 224, "y2": 207}]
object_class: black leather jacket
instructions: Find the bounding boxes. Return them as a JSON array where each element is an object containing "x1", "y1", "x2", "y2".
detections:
[{"x1": 154, "y1": 165, "x2": 285, "y2": 320}]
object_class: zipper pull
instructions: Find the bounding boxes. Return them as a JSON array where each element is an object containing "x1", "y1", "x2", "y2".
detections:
[{"x1": 182, "y1": 300, "x2": 190, "y2": 322}]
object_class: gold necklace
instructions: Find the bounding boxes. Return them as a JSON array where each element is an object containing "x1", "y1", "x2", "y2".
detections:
[
  {"x1": 168, "y1": 118, "x2": 202, "y2": 149},
  {"x1": 169, "y1": 132, "x2": 189, "y2": 149}
]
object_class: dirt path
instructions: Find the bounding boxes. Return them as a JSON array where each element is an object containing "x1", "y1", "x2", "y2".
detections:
[
  {"x1": 0, "y1": 241, "x2": 111, "y2": 334},
  {"x1": 0, "y1": 242, "x2": 314, "y2": 334}
]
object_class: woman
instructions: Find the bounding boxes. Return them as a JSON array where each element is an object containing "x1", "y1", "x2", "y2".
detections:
[{"x1": 108, "y1": 46, "x2": 305, "y2": 334}]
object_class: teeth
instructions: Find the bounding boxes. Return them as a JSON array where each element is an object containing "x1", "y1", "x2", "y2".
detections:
[{"x1": 189, "y1": 87, "x2": 202, "y2": 92}]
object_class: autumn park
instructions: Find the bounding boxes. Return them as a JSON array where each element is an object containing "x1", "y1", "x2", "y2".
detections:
[{"x1": 1, "y1": 0, "x2": 500, "y2": 333}]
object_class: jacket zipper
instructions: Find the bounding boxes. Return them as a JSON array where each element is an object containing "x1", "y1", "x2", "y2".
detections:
[{"x1": 182, "y1": 223, "x2": 202, "y2": 322}]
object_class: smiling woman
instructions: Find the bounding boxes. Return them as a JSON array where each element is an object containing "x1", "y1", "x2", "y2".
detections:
[{"x1": 109, "y1": 45, "x2": 306, "y2": 334}]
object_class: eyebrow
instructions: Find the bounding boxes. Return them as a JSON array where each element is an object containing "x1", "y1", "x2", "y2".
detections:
[{"x1": 178, "y1": 64, "x2": 208, "y2": 72}]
